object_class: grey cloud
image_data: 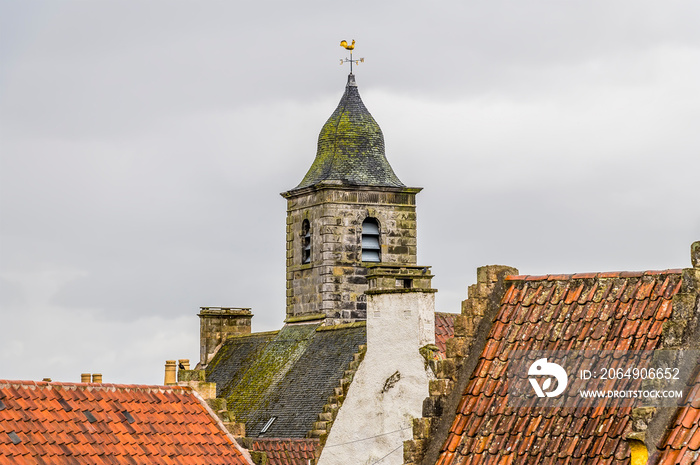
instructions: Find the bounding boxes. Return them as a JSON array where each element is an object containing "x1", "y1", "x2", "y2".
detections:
[{"x1": 1, "y1": 0, "x2": 698, "y2": 384}]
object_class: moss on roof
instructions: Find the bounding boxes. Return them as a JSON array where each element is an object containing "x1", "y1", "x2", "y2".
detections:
[
  {"x1": 291, "y1": 74, "x2": 404, "y2": 191},
  {"x1": 206, "y1": 323, "x2": 367, "y2": 438}
]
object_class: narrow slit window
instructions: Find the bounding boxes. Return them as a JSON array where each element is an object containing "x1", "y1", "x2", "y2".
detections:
[
  {"x1": 301, "y1": 219, "x2": 311, "y2": 264},
  {"x1": 361, "y1": 218, "x2": 381, "y2": 263}
]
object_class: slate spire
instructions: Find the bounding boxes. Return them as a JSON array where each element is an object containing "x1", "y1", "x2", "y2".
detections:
[{"x1": 293, "y1": 74, "x2": 405, "y2": 190}]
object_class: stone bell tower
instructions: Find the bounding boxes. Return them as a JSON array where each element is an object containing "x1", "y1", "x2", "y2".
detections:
[{"x1": 281, "y1": 73, "x2": 422, "y2": 325}]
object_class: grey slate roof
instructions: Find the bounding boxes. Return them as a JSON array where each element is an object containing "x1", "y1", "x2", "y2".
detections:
[
  {"x1": 291, "y1": 74, "x2": 405, "y2": 191},
  {"x1": 205, "y1": 323, "x2": 367, "y2": 438}
]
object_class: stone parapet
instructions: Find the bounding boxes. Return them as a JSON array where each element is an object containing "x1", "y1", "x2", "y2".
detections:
[{"x1": 366, "y1": 264, "x2": 434, "y2": 294}]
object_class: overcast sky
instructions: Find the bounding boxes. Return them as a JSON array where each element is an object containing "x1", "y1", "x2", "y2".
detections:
[{"x1": 1, "y1": 1, "x2": 698, "y2": 385}]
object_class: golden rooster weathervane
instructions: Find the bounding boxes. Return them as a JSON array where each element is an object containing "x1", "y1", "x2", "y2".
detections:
[{"x1": 339, "y1": 39, "x2": 364, "y2": 73}]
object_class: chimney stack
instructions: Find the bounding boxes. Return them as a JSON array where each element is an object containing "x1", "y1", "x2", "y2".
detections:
[
  {"x1": 81, "y1": 373, "x2": 91, "y2": 383},
  {"x1": 92, "y1": 373, "x2": 102, "y2": 383},
  {"x1": 198, "y1": 307, "x2": 253, "y2": 366}
]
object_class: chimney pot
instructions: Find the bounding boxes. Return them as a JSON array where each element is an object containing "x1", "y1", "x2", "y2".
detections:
[
  {"x1": 92, "y1": 373, "x2": 102, "y2": 383},
  {"x1": 164, "y1": 360, "x2": 177, "y2": 385},
  {"x1": 178, "y1": 359, "x2": 190, "y2": 370},
  {"x1": 81, "y1": 373, "x2": 91, "y2": 383}
]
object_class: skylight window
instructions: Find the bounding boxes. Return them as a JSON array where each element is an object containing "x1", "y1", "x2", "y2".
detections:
[{"x1": 260, "y1": 416, "x2": 276, "y2": 435}]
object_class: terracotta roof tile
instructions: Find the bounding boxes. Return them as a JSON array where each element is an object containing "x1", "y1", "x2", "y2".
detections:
[
  {"x1": 249, "y1": 438, "x2": 318, "y2": 465},
  {"x1": 500, "y1": 283, "x2": 517, "y2": 305},
  {"x1": 435, "y1": 270, "x2": 685, "y2": 465},
  {"x1": 655, "y1": 361, "x2": 700, "y2": 464},
  {"x1": 0, "y1": 381, "x2": 250, "y2": 464},
  {"x1": 435, "y1": 312, "x2": 457, "y2": 358}
]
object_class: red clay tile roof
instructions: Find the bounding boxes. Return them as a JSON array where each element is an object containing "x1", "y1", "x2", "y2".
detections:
[
  {"x1": 0, "y1": 380, "x2": 251, "y2": 465},
  {"x1": 655, "y1": 367, "x2": 700, "y2": 464},
  {"x1": 435, "y1": 312, "x2": 457, "y2": 358},
  {"x1": 249, "y1": 438, "x2": 319, "y2": 465},
  {"x1": 436, "y1": 270, "x2": 684, "y2": 465}
]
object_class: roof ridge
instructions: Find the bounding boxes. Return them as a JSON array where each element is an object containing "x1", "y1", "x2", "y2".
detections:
[
  {"x1": 0, "y1": 380, "x2": 192, "y2": 393},
  {"x1": 228, "y1": 330, "x2": 281, "y2": 339},
  {"x1": 253, "y1": 437, "x2": 320, "y2": 442},
  {"x1": 505, "y1": 269, "x2": 684, "y2": 281},
  {"x1": 316, "y1": 321, "x2": 367, "y2": 331}
]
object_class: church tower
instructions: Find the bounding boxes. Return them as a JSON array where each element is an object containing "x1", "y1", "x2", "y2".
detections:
[{"x1": 281, "y1": 74, "x2": 422, "y2": 324}]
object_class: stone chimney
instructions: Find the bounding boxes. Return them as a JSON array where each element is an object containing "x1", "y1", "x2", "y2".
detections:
[
  {"x1": 318, "y1": 264, "x2": 436, "y2": 464},
  {"x1": 198, "y1": 307, "x2": 253, "y2": 366}
]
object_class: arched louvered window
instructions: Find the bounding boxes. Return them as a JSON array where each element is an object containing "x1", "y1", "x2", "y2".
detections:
[
  {"x1": 302, "y1": 219, "x2": 311, "y2": 264},
  {"x1": 361, "y1": 218, "x2": 381, "y2": 262}
]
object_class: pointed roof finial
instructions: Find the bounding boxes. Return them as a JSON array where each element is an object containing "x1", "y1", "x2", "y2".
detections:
[{"x1": 339, "y1": 39, "x2": 364, "y2": 74}]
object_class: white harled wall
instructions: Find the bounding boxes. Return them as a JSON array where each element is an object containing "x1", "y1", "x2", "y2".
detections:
[{"x1": 318, "y1": 291, "x2": 435, "y2": 465}]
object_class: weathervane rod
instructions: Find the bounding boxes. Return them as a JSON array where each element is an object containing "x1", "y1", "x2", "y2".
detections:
[{"x1": 340, "y1": 39, "x2": 364, "y2": 73}]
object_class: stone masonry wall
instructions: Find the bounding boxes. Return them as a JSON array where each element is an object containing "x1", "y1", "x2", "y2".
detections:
[
  {"x1": 284, "y1": 186, "x2": 420, "y2": 324},
  {"x1": 404, "y1": 265, "x2": 517, "y2": 465}
]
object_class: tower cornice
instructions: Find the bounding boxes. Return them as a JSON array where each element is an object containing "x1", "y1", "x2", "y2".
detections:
[{"x1": 281, "y1": 183, "x2": 422, "y2": 200}]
